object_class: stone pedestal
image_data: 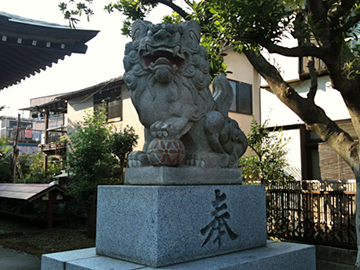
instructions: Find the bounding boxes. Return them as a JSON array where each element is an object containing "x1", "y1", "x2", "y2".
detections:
[
  {"x1": 96, "y1": 185, "x2": 266, "y2": 267},
  {"x1": 41, "y1": 167, "x2": 316, "y2": 270}
]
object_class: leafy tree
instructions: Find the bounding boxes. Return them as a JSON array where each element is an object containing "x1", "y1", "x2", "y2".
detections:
[
  {"x1": 67, "y1": 106, "x2": 116, "y2": 237},
  {"x1": 66, "y1": 106, "x2": 138, "y2": 237},
  {"x1": 58, "y1": 0, "x2": 360, "y2": 266},
  {"x1": 239, "y1": 119, "x2": 294, "y2": 186},
  {"x1": 0, "y1": 137, "x2": 12, "y2": 182},
  {"x1": 67, "y1": 107, "x2": 117, "y2": 204}
]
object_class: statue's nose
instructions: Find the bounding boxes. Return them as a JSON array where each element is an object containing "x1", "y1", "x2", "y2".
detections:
[{"x1": 153, "y1": 29, "x2": 172, "y2": 42}]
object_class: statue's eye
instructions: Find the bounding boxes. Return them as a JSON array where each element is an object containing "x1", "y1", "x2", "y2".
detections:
[{"x1": 150, "y1": 25, "x2": 156, "y2": 33}]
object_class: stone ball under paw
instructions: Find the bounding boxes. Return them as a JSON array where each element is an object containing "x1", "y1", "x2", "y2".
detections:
[{"x1": 147, "y1": 138, "x2": 185, "y2": 166}]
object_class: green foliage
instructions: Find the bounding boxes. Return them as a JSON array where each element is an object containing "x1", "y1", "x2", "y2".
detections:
[
  {"x1": 59, "y1": 0, "x2": 94, "y2": 27},
  {"x1": 109, "y1": 125, "x2": 138, "y2": 181},
  {"x1": 163, "y1": 12, "x2": 183, "y2": 24},
  {"x1": 58, "y1": 0, "x2": 360, "y2": 79},
  {"x1": 66, "y1": 106, "x2": 138, "y2": 204},
  {"x1": 18, "y1": 153, "x2": 33, "y2": 178},
  {"x1": 67, "y1": 106, "x2": 116, "y2": 203},
  {"x1": 238, "y1": 119, "x2": 294, "y2": 186},
  {"x1": 18, "y1": 153, "x2": 62, "y2": 184},
  {"x1": 0, "y1": 137, "x2": 12, "y2": 182}
]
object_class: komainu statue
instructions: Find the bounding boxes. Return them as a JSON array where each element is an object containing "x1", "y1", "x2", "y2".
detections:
[{"x1": 123, "y1": 20, "x2": 248, "y2": 169}]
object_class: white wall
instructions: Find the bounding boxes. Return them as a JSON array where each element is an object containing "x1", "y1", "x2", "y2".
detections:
[
  {"x1": 67, "y1": 96, "x2": 94, "y2": 135},
  {"x1": 262, "y1": 76, "x2": 350, "y2": 127},
  {"x1": 283, "y1": 129, "x2": 301, "y2": 173}
]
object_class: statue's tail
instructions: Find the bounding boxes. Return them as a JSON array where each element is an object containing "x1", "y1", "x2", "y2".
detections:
[
  {"x1": 212, "y1": 74, "x2": 233, "y2": 117},
  {"x1": 212, "y1": 74, "x2": 248, "y2": 167}
]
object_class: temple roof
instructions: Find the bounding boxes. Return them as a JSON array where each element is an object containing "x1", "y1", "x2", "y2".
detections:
[{"x1": 0, "y1": 11, "x2": 99, "y2": 90}]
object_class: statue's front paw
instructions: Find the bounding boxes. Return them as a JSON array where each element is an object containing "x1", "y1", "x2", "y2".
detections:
[
  {"x1": 186, "y1": 154, "x2": 206, "y2": 168},
  {"x1": 128, "y1": 151, "x2": 150, "y2": 167},
  {"x1": 150, "y1": 121, "x2": 177, "y2": 138}
]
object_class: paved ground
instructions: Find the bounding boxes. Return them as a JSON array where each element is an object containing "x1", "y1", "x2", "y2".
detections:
[{"x1": 0, "y1": 246, "x2": 41, "y2": 270}]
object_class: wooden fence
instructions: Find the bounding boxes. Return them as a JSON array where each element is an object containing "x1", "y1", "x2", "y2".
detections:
[{"x1": 267, "y1": 180, "x2": 357, "y2": 249}]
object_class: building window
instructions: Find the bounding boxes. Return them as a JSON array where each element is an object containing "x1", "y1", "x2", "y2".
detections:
[
  {"x1": 228, "y1": 80, "x2": 252, "y2": 115},
  {"x1": 94, "y1": 90, "x2": 122, "y2": 122}
]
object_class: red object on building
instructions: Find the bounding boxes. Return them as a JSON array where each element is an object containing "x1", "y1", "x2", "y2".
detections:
[{"x1": 25, "y1": 129, "x2": 32, "y2": 139}]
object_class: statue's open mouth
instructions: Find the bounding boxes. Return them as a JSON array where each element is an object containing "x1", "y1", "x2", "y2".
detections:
[{"x1": 141, "y1": 45, "x2": 185, "y2": 70}]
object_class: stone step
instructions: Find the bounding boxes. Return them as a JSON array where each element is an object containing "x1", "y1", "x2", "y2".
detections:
[{"x1": 41, "y1": 241, "x2": 316, "y2": 270}]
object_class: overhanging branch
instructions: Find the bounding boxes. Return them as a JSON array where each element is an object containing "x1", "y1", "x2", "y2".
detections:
[
  {"x1": 328, "y1": 0, "x2": 357, "y2": 21},
  {"x1": 244, "y1": 49, "x2": 356, "y2": 165},
  {"x1": 260, "y1": 42, "x2": 327, "y2": 59},
  {"x1": 146, "y1": 0, "x2": 190, "y2": 19}
]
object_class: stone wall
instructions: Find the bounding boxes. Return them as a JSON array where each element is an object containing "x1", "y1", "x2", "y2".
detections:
[
  {"x1": 318, "y1": 143, "x2": 354, "y2": 180},
  {"x1": 316, "y1": 245, "x2": 356, "y2": 270}
]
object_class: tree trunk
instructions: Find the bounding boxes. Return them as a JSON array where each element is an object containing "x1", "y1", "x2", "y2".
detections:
[
  {"x1": 86, "y1": 199, "x2": 96, "y2": 239},
  {"x1": 355, "y1": 169, "x2": 360, "y2": 269},
  {"x1": 243, "y1": 49, "x2": 360, "y2": 267}
]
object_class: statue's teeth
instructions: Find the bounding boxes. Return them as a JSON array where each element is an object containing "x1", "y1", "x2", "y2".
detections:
[
  {"x1": 173, "y1": 45, "x2": 180, "y2": 56},
  {"x1": 147, "y1": 45, "x2": 154, "y2": 55}
]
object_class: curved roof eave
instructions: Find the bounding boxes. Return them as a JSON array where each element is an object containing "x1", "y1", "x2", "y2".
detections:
[{"x1": 0, "y1": 11, "x2": 100, "y2": 90}]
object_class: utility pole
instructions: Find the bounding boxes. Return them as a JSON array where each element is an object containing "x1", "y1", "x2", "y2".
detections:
[
  {"x1": 12, "y1": 114, "x2": 20, "y2": 183},
  {"x1": 43, "y1": 110, "x2": 48, "y2": 174}
]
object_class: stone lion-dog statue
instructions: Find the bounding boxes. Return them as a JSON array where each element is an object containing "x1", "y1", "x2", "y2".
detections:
[{"x1": 123, "y1": 20, "x2": 248, "y2": 168}]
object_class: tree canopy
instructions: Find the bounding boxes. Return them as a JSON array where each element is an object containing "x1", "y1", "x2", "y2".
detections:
[{"x1": 58, "y1": 0, "x2": 360, "y2": 267}]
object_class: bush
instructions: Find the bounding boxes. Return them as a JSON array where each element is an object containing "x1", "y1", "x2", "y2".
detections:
[
  {"x1": 238, "y1": 119, "x2": 294, "y2": 185},
  {"x1": 20, "y1": 153, "x2": 62, "y2": 183},
  {"x1": 0, "y1": 137, "x2": 12, "y2": 182}
]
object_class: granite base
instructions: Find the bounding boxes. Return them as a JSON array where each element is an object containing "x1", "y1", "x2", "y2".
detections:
[
  {"x1": 96, "y1": 184, "x2": 266, "y2": 267},
  {"x1": 41, "y1": 241, "x2": 316, "y2": 270}
]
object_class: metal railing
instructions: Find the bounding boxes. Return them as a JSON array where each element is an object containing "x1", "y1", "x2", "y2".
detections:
[
  {"x1": 267, "y1": 180, "x2": 356, "y2": 249},
  {"x1": 0, "y1": 128, "x2": 43, "y2": 143}
]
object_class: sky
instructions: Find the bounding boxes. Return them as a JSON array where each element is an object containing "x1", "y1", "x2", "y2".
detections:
[{"x1": 0, "y1": 0, "x2": 175, "y2": 117}]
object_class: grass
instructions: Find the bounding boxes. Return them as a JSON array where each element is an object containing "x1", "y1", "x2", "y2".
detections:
[{"x1": 0, "y1": 215, "x2": 95, "y2": 257}]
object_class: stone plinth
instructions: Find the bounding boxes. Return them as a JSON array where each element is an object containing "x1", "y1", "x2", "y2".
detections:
[
  {"x1": 96, "y1": 184, "x2": 266, "y2": 268},
  {"x1": 124, "y1": 166, "x2": 242, "y2": 185},
  {"x1": 41, "y1": 241, "x2": 316, "y2": 270}
]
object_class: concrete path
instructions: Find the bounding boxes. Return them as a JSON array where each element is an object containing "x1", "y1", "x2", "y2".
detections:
[{"x1": 0, "y1": 246, "x2": 41, "y2": 270}]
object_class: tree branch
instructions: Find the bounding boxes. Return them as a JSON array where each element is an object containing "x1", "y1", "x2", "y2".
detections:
[
  {"x1": 260, "y1": 42, "x2": 331, "y2": 62},
  {"x1": 260, "y1": 41, "x2": 327, "y2": 60},
  {"x1": 328, "y1": 0, "x2": 357, "y2": 21},
  {"x1": 307, "y1": 0, "x2": 328, "y2": 22},
  {"x1": 244, "y1": 49, "x2": 357, "y2": 166},
  {"x1": 306, "y1": 0, "x2": 331, "y2": 44},
  {"x1": 145, "y1": 0, "x2": 190, "y2": 19},
  {"x1": 307, "y1": 57, "x2": 318, "y2": 101}
]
